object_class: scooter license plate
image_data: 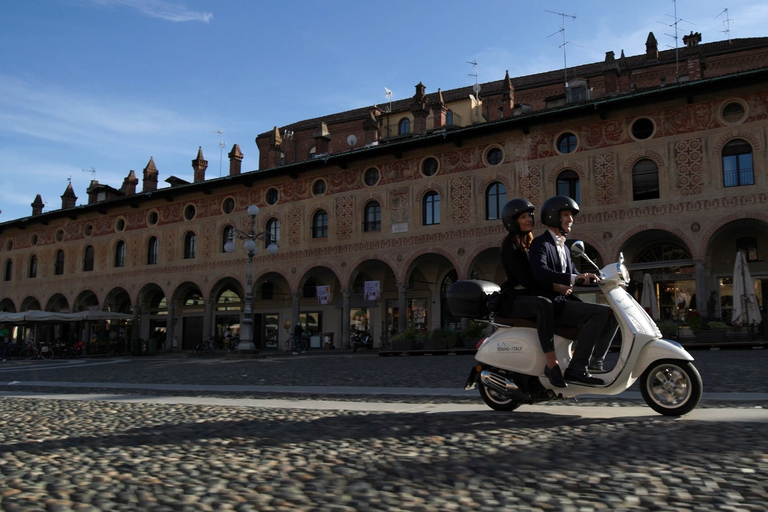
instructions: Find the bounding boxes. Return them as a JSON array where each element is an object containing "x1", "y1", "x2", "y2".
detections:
[{"x1": 464, "y1": 366, "x2": 479, "y2": 390}]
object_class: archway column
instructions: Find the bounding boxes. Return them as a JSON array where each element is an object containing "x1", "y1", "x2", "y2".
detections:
[
  {"x1": 203, "y1": 299, "x2": 214, "y2": 339},
  {"x1": 694, "y1": 260, "x2": 707, "y2": 315},
  {"x1": 166, "y1": 303, "x2": 176, "y2": 351},
  {"x1": 342, "y1": 289, "x2": 350, "y2": 348},
  {"x1": 398, "y1": 282, "x2": 408, "y2": 333}
]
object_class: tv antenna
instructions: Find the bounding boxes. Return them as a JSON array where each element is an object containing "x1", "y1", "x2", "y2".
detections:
[
  {"x1": 383, "y1": 87, "x2": 392, "y2": 112},
  {"x1": 717, "y1": 8, "x2": 733, "y2": 43},
  {"x1": 546, "y1": 10, "x2": 576, "y2": 88},
  {"x1": 467, "y1": 61, "x2": 481, "y2": 98},
  {"x1": 212, "y1": 130, "x2": 225, "y2": 177},
  {"x1": 659, "y1": 0, "x2": 694, "y2": 82},
  {"x1": 82, "y1": 167, "x2": 97, "y2": 181}
]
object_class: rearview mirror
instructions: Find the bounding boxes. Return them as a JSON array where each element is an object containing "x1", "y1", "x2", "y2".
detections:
[{"x1": 570, "y1": 240, "x2": 585, "y2": 258}]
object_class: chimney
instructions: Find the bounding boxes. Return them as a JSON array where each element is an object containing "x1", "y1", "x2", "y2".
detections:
[
  {"x1": 410, "y1": 82, "x2": 429, "y2": 135},
  {"x1": 31, "y1": 194, "x2": 44, "y2": 216},
  {"x1": 431, "y1": 89, "x2": 447, "y2": 129},
  {"x1": 192, "y1": 146, "x2": 208, "y2": 182},
  {"x1": 61, "y1": 182, "x2": 78, "y2": 209},
  {"x1": 363, "y1": 108, "x2": 380, "y2": 145},
  {"x1": 228, "y1": 144, "x2": 243, "y2": 176},
  {"x1": 683, "y1": 31, "x2": 702, "y2": 47},
  {"x1": 500, "y1": 70, "x2": 515, "y2": 119},
  {"x1": 120, "y1": 170, "x2": 139, "y2": 195},
  {"x1": 313, "y1": 122, "x2": 332, "y2": 154},
  {"x1": 142, "y1": 157, "x2": 158, "y2": 192},
  {"x1": 646, "y1": 32, "x2": 659, "y2": 62}
]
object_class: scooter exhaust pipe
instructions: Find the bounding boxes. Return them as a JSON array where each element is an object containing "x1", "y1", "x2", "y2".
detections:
[{"x1": 480, "y1": 370, "x2": 519, "y2": 395}]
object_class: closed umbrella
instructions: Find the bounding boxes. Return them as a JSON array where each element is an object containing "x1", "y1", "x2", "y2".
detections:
[
  {"x1": 640, "y1": 273, "x2": 659, "y2": 320},
  {"x1": 732, "y1": 251, "x2": 762, "y2": 327}
]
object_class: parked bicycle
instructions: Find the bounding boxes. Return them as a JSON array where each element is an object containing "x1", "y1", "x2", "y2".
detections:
[
  {"x1": 283, "y1": 335, "x2": 309, "y2": 354},
  {"x1": 194, "y1": 336, "x2": 215, "y2": 356},
  {"x1": 19, "y1": 340, "x2": 55, "y2": 360}
]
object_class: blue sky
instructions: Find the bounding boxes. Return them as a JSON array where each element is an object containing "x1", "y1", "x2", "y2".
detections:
[{"x1": 2, "y1": 0, "x2": 767, "y2": 222}]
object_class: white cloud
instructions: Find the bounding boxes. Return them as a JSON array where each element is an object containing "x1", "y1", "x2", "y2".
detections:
[{"x1": 90, "y1": 0, "x2": 213, "y2": 23}]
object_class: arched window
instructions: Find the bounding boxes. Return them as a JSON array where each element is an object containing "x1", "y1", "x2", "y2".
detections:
[
  {"x1": 722, "y1": 139, "x2": 754, "y2": 187},
  {"x1": 446, "y1": 110, "x2": 454, "y2": 126},
  {"x1": 3, "y1": 259, "x2": 11, "y2": 281},
  {"x1": 54, "y1": 250, "x2": 65, "y2": 275},
  {"x1": 312, "y1": 210, "x2": 328, "y2": 238},
  {"x1": 222, "y1": 225, "x2": 234, "y2": 253},
  {"x1": 184, "y1": 232, "x2": 196, "y2": 259},
  {"x1": 632, "y1": 159, "x2": 660, "y2": 200},
  {"x1": 423, "y1": 191, "x2": 440, "y2": 225},
  {"x1": 363, "y1": 201, "x2": 381, "y2": 232},
  {"x1": 266, "y1": 218, "x2": 280, "y2": 247},
  {"x1": 82, "y1": 246, "x2": 94, "y2": 271},
  {"x1": 147, "y1": 236, "x2": 158, "y2": 265},
  {"x1": 398, "y1": 118, "x2": 410, "y2": 135},
  {"x1": 29, "y1": 255, "x2": 37, "y2": 278},
  {"x1": 556, "y1": 170, "x2": 581, "y2": 203},
  {"x1": 114, "y1": 240, "x2": 126, "y2": 268},
  {"x1": 485, "y1": 182, "x2": 507, "y2": 220}
]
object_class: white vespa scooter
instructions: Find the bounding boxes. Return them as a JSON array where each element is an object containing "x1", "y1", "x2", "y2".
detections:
[{"x1": 449, "y1": 242, "x2": 703, "y2": 416}]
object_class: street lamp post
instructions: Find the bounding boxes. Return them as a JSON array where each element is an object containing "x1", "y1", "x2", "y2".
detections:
[{"x1": 224, "y1": 204, "x2": 278, "y2": 354}]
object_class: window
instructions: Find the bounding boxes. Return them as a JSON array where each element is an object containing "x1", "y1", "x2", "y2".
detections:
[
  {"x1": 312, "y1": 210, "x2": 328, "y2": 238},
  {"x1": 398, "y1": 118, "x2": 410, "y2": 135},
  {"x1": 486, "y1": 182, "x2": 507, "y2": 220},
  {"x1": 54, "y1": 250, "x2": 65, "y2": 275},
  {"x1": 147, "y1": 211, "x2": 159, "y2": 226},
  {"x1": 83, "y1": 246, "x2": 94, "y2": 271},
  {"x1": 446, "y1": 110, "x2": 454, "y2": 126},
  {"x1": 222, "y1": 197, "x2": 235, "y2": 214},
  {"x1": 147, "y1": 237, "x2": 158, "y2": 265},
  {"x1": 184, "y1": 205, "x2": 196, "y2": 220},
  {"x1": 423, "y1": 191, "x2": 440, "y2": 225},
  {"x1": 184, "y1": 232, "x2": 197, "y2": 259},
  {"x1": 115, "y1": 218, "x2": 125, "y2": 232},
  {"x1": 222, "y1": 226, "x2": 234, "y2": 252},
  {"x1": 312, "y1": 179, "x2": 327, "y2": 196},
  {"x1": 556, "y1": 170, "x2": 581, "y2": 203},
  {"x1": 363, "y1": 201, "x2": 381, "y2": 232},
  {"x1": 266, "y1": 218, "x2": 280, "y2": 247},
  {"x1": 556, "y1": 133, "x2": 578, "y2": 154},
  {"x1": 632, "y1": 159, "x2": 660, "y2": 200},
  {"x1": 631, "y1": 118, "x2": 655, "y2": 140},
  {"x1": 29, "y1": 255, "x2": 37, "y2": 278},
  {"x1": 421, "y1": 157, "x2": 438, "y2": 177},
  {"x1": 485, "y1": 147, "x2": 503, "y2": 166},
  {"x1": 363, "y1": 167, "x2": 380, "y2": 186},
  {"x1": 114, "y1": 241, "x2": 126, "y2": 268},
  {"x1": 722, "y1": 101, "x2": 746, "y2": 123},
  {"x1": 266, "y1": 188, "x2": 279, "y2": 205},
  {"x1": 722, "y1": 139, "x2": 754, "y2": 187},
  {"x1": 3, "y1": 259, "x2": 11, "y2": 281}
]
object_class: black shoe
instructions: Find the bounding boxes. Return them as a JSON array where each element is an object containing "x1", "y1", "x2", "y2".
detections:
[
  {"x1": 544, "y1": 365, "x2": 567, "y2": 388},
  {"x1": 588, "y1": 363, "x2": 608, "y2": 374},
  {"x1": 564, "y1": 368, "x2": 604, "y2": 385}
]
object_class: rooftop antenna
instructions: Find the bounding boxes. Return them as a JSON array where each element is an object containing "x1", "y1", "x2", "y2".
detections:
[
  {"x1": 467, "y1": 61, "x2": 481, "y2": 98},
  {"x1": 717, "y1": 8, "x2": 733, "y2": 43},
  {"x1": 212, "y1": 130, "x2": 225, "y2": 177},
  {"x1": 383, "y1": 87, "x2": 392, "y2": 113},
  {"x1": 659, "y1": 0, "x2": 694, "y2": 82},
  {"x1": 546, "y1": 10, "x2": 576, "y2": 88},
  {"x1": 82, "y1": 167, "x2": 96, "y2": 181}
]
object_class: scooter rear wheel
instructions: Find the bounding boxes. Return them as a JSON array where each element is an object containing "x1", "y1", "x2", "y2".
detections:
[
  {"x1": 640, "y1": 359, "x2": 702, "y2": 416},
  {"x1": 479, "y1": 384, "x2": 522, "y2": 411}
]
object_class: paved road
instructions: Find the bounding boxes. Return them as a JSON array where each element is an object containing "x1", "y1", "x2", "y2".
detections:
[{"x1": 0, "y1": 348, "x2": 766, "y2": 511}]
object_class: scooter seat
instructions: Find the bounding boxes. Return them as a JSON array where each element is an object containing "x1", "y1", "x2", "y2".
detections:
[{"x1": 494, "y1": 317, "x2": 580, "y2": 341}]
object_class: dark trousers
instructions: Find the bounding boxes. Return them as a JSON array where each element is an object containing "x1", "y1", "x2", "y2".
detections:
[
  {"x1": 555, "y1": 300, "x2": 617, "y2": 371},
  {"x1": 499, "y1": 294, "x2": 555, "y2": 353}
]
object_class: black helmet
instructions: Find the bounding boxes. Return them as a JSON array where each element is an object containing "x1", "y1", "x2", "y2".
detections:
[
  {"x1": 501, "y1": 198, "x2": 535, "y2": 234},
  {"x1": 540, "y1": 195, "x2": 579, "y2": 228}
]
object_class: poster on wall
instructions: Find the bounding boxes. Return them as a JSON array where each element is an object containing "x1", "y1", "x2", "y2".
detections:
[
  {"x1": 364, "y1": 280, "x2": 380, "y2": 301},
  {"x1": 316, "y1": 285, "x2": 331, "y2": 305}
]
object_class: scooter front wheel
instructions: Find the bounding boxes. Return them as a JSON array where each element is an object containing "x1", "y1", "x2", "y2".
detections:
[
  {"x1": 479, "y1": 384, "x2": 522, "y2": 412},
  {"x1": 640, "y1": 359, "x2": 702, "y2": 416}
]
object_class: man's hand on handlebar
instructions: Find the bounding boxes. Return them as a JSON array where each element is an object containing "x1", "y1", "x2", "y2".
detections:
[{"x1": 575, "y1": 273, "x2": 600, "y2": 286}]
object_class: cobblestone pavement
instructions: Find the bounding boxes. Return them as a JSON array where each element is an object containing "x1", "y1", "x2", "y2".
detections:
[{"x1": 0, "y1": 348, "x2": 766, "y2": 511}]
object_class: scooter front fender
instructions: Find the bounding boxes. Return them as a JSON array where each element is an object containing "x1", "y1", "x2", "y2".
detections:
[{"x1": 632, "y1": 338, "x2": 694, "y2": 379}]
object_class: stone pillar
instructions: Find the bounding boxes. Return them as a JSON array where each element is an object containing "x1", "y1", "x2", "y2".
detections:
[
  {"x1": 694, "y1": 261, "x2": 707, "y2": 315},
  {"x1": 166, "y1": 303, "x2": 176, "y2": 352},
  {"x1": 203, "y1": 299, "x2": 214, "y2": 339},
  {"x1": 398, "y1": 282, "x2": 408, "y2": 333},
  {"x1": 342, "y1": 289, "x2": 351, "y2": 349}
]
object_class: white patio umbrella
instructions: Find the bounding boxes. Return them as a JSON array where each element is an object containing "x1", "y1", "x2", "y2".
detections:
[
  {"x1": 732, "y1": 251, "x2": 762, "y2": 327},
  {"x1": 640, "y1": 273, "x2": 659, "y2": 320}
]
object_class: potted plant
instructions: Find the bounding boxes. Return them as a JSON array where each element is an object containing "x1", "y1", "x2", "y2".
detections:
[
  {"x1": 391, "y1": 327, "x2": 423, "y2": 351},
  {"x1": 424, "y1": 328, "x2": 459, "y2": 350},
  {"x1": 655, "y1": 320, "x2": 679, "y2": 339},
  {"x1": 459, "y1": 321, "x2": 486, "y2": 349},
  {"x1": 694, "y1": 320, "x2": 728, "y2": 344}
]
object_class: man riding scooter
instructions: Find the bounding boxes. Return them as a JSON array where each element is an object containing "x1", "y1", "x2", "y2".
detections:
[{"x1": 528, "y1": 195, "x2": 618, "y2": 385}]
